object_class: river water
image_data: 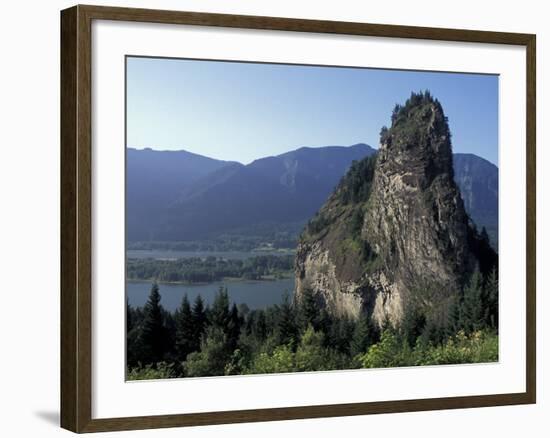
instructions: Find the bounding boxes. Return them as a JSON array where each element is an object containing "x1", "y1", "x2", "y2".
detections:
[{"x1": 126, "y1": 277, "x2": 295, "y2": 311}]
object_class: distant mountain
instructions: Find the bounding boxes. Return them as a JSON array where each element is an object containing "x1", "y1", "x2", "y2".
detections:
[
  {"x1": 452, "y1": 153, "x2": 499, "y2": 248},
  {"x1": 126, "y1": 145, "x2": 498, "y2": 248},
  {"x1": 158, "y1": 144, "x2": 376, "y2": 240},
  {"x1": 126, "y1": 148, "x2": 237, "y2": 241}
]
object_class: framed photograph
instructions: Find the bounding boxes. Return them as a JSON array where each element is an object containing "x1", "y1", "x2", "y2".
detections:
[{"x1": 60, "y1": 4, "x2": 536, "y2": 433}]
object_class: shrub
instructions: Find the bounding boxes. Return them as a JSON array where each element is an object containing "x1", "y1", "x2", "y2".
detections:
[
  {"x1": 414, "y1": 330, "x2": 498, "y2": 366},
  {"x1": 248, "y1": 345, "x2": 295, "y2": 374},
  {"x1": 359, "y1": 331, "x2": 411, "y2": 368},
  {"x1": 127, "y1": 362, "x2": 177, "y2": 380}
]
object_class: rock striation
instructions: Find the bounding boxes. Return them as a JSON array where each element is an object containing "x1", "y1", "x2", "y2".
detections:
[{"x1": 295, "y1": 92, "x2": 496, "y2": 328}]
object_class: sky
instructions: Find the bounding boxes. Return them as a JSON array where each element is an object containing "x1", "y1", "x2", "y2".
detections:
[{"x1": 126, "y1": 56, "x2": 498, "y2": 165}]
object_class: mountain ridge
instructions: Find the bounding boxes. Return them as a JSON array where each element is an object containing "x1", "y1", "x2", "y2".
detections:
[{"x1": 126, "y1": 142, "x2": 497, "y2": 247}]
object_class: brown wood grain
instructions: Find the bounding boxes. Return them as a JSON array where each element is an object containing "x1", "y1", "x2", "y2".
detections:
[
  {"x1": 525, "y1": 34, "x2": 537, "y2": 404},
  {"x1": 60, "y1": 4, "x2": 537, "y2": 433},
  {"x1": 60, "y1": 5, "x2": 78, "y2": 432}
]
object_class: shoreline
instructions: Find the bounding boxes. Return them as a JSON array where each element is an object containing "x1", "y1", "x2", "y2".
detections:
[{"x1": 126, "y1": 274, "x2": 294, "y2": 287}]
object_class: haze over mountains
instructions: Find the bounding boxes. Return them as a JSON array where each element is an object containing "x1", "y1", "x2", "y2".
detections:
[
  {"x1": 127, "y1": 144, "x2": 498, "y2": 248},
  {"x1": 452, "y1": 153, "x2": 499, "y2": 247}
]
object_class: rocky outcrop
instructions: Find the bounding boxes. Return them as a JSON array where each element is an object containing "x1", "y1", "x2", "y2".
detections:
[{"x1": 295, "y1": 92, "x2": 496, "y2": 328}]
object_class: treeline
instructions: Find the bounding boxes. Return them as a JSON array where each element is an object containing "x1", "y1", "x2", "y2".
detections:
[
  {"x1": 127, "y1": 268, "x2": 498, "y2": 380},
  {"x1": 304, "y1": 154, "x2": 377, "y2": 239},
  {"x1": 337, "y1": 154, "x2": 377, "y2": 205},
  {"x1": 380, "y1": 90, "x2": 450, "y2": 147},
  {"x1": 127, "y1": 255, "x2": 294, "y2": 284},
  {"x1": 127, "y1": 223, "x2": 303, "y2": 253}
]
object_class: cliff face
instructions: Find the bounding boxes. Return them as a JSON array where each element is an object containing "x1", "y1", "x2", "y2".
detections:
[{"x1": 295, "y1": 92, "x2": 495, "y2": 328}]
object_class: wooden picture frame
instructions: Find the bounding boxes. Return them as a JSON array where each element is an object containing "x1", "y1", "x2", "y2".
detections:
[{"x1": 61, "y1": 4, "x2": 536, "y2": 433}]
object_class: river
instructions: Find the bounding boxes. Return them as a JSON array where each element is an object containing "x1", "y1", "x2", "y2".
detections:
[
  {"x1": 126, "y1": 277, "x2": 295, "y2": 311},
  {"x1": 127, "y1": 249, "x2": 295, "y2": 261}
]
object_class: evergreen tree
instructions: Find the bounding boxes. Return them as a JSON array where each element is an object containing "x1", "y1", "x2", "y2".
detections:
[
  {"x1": 480, "y1": 226, "x2": 490, "y2": 245},
  {"x1": 237, "y1": 303, "x2": 250, "y2": 319},
  {"x1": 246, "y1": 309, "x2": 267, "y2": 341},
  {"x1": 210, "y1": 286, "x2": 230, "y2": 331},
  {"x1": 126, "y1": 299, "x2": 134, "y2": 333},
  {"x1": 315, "y1": 308, "x2": 334, "y2": 343},
  {"x1": 469, "y1": 226, "x2": 497, "y2": 277},
  {"x1": 140, "y1": 283, "x2": 166, "y2": 365},
  {"x1": 484, "y1": 268, "x2": 499, "y2": 329},
  {"x1": 256, "y1": 310, "x2": 268, "y2": 340},
  {"x1": 174, "y1": 294, "x2": 195, "y2": 360},
  {"x1": 162, "y1": 308, "x2": 177, "y2": 358},
  {"x1": 298, "y1": 288, "x2": 318, "y2": 330},
  {"x1": 126, "y1": 303, "x2": 144, "y2": 368},
  {"x1": 420, "y1": 316, "x2": 446, "y2": 346},
  {"x1": 184, "y1": 326, "x2": 229, "y2": 377},
  {"x1": 380, "y1": 314, "x2": 393, "y2": 334},
  {"x1": 391, "y1": 104, "x2": 401, "y2": 123},
  {"x1": 401, "y1": 304, "x2": 426, "y2": 348},
  {"x1": 380, "y1": 126, "x2": 390, "y2": 144},
  {"x1": 446, "y1": 295, "x2": 462, "y2": 337},
  {"x1": 192, "y1": 294, "x2": 207, "y2": 345},
  {"x1": 277, "y1": 292, "x2": 298, "y2": 346},
  {"x1": 461, "y1": 270, "x2": 485, "y2": 334},
  {"x1": 350, "y1": 314, "x2": 375, "y2": 356},
  {"x1": 327, "y1": 317, "x2": 355, "y2": 354},
  {"x1": 295, "y1": 326, "x2": 327, "y2": 372},
  {"x1": 227, "y1": 303, "x2": 243, "y2": 351}
]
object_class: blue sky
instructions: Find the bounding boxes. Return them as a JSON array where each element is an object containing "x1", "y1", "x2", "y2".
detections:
[{"x1": 127, "y1": 56, "x2": 498, "y2": 165}]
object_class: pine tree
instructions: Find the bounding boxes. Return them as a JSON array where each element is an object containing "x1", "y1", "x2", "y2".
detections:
[
  {"x1": 480, "y1": 226, "x2": 490, "y2": 246},
  {"x1": 420, "y1": 317, "x2": 445, "y2": 346},
  {"x1": 174, "y1": 294, "x2": 195, "y2": 361},
  {"x1": 210, "y1": 286, "x2": 230, "y2": 331},
  {"x1": 227, "y1": 303, "x2": 242, "y2": 351},
  {"x1": 162, "y1": 308, "x2": 176, "y2": 358},
  {"x1": 350, "y1": 314, "x2": 375, "y2": 356},
  {"x1": 461, "y1": 269, "x2": 485, "y2": 334},
  {"x1": 326, "y1": 316, "x2": 355, "y2": 354},
  {"x1": 192, "y1": 294, "x2": 207, "y2": 346},
  {"x1": 126, "y1": 299, "x2": 134, "y2": 333},
  {"x1": 314, "y1": 308, "x2": 331, "y2": 336},
  {"x1": 391, "y1": 104, "x2": 401, "y2": 123},
  {"x1": 400, "y1": 304, "x2": 426, "y2": 348},
  {"x1": 247, "y1": 309, "x2": 267, "y2": 341},
  {"x1": 380, "y1": 314, "x2": 393, "y2": 334},
  {"x1": 380, "y1": 126, "x2": 390, "y2": 144},
  {"x1": 184, "y1": 326, "x2": 229, "y2": 377},
  {"x1": 446, "y1": 295, "x2": 462, "y2": 336},
  {"x1": 298, "y1": 288, "x2": 318, "y2": 331},
  {"x1": 484, "y1": 268, "x2": 499, "y2": 329},
  {"x1": 140, "y1": 283, "x2": 166, "y2": 365},
  {"x1": 277, "y1": 292, "x2": 298, "y2": 347},
  {"x1": 126, "y1": 301, "x2": 141, "y2": 367}
]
